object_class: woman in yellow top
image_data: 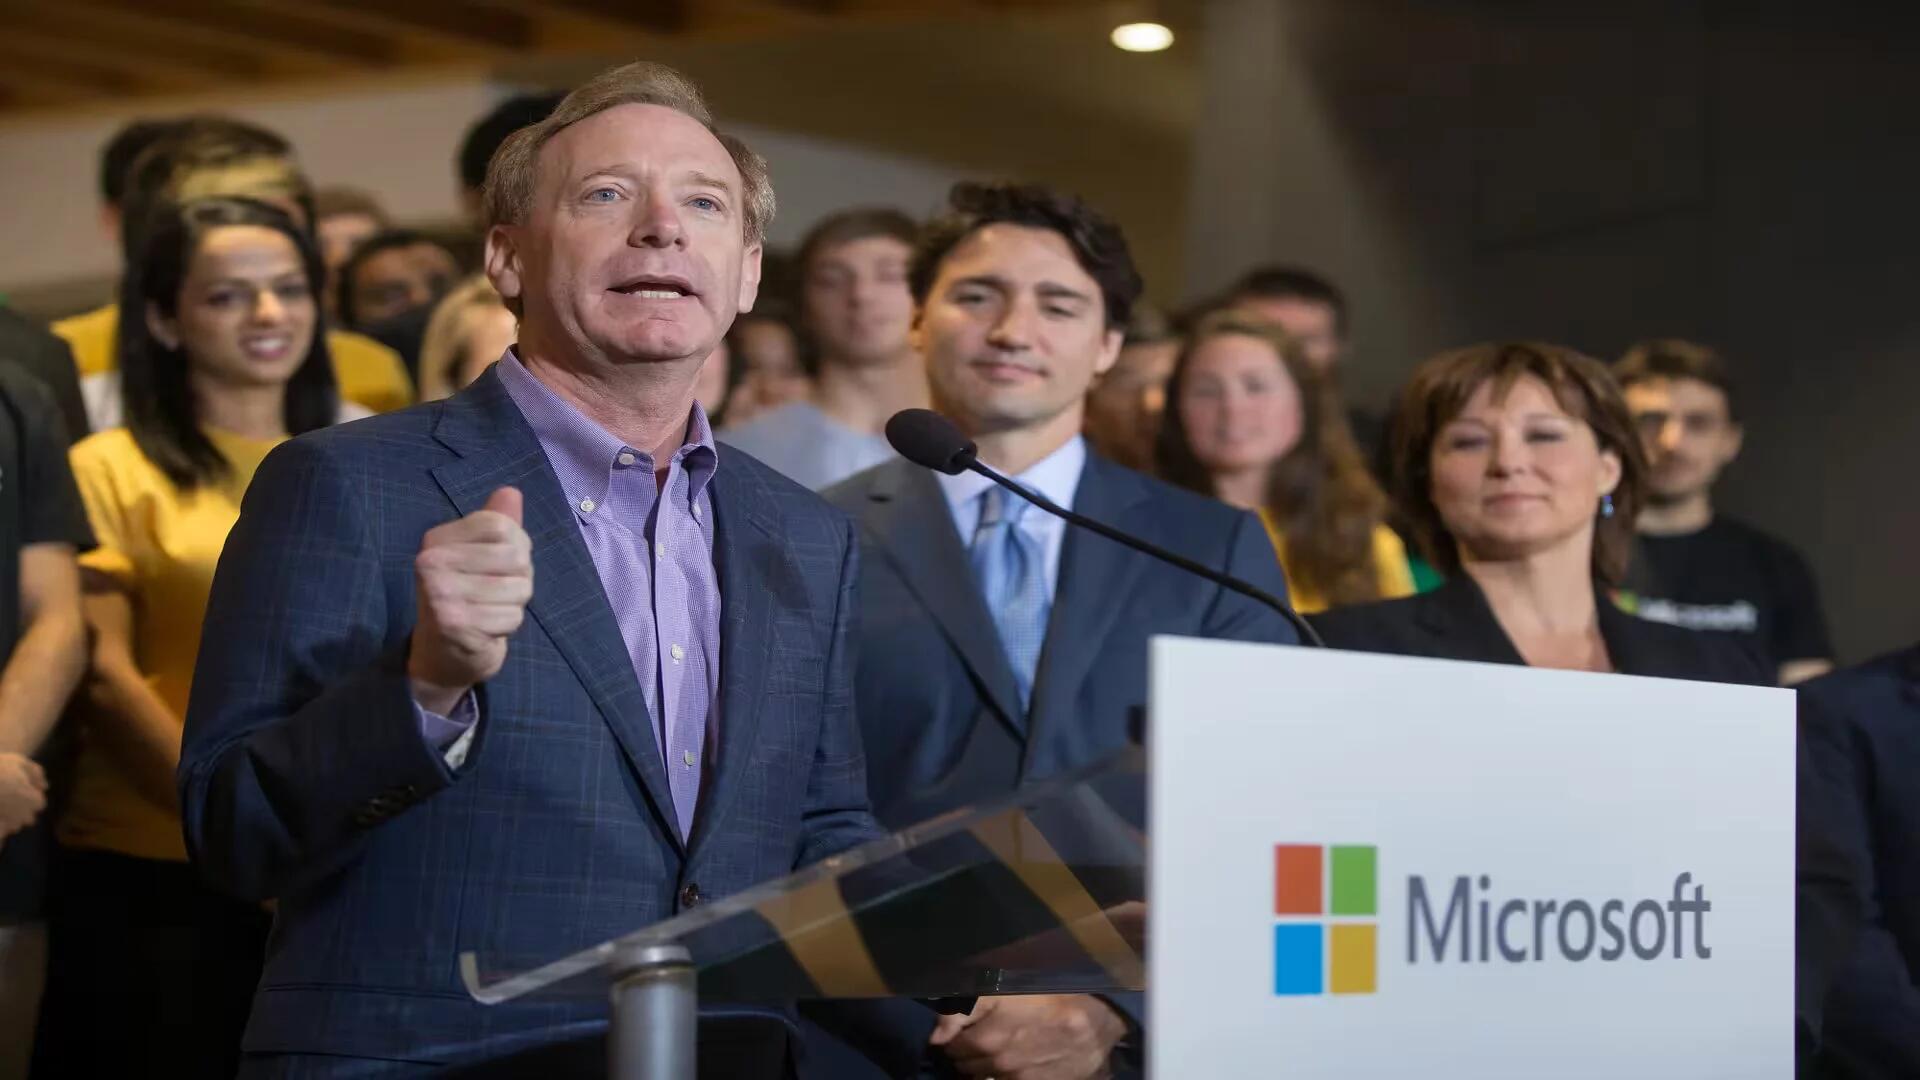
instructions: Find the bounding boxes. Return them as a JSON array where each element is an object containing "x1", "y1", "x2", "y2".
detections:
[
  {"x1": 1155, "y1": 311, "x2": 1415, "y2": 613},
  {"x1": 36, "y1": 197, "x2": 341, "y2": 1077}
]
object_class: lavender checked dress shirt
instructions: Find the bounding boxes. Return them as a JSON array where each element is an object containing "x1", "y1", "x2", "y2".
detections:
[{"x1": 419, "y1": 350, "x2": 723, "y2": 839}]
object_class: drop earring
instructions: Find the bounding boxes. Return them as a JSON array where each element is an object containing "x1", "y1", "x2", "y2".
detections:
[{"x1": 1600, "y1": 494, "x2": 1616, "y2": 519}]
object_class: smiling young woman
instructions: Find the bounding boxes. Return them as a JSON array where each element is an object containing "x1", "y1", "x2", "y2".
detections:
[{"x1": 34, "y1": 196, "x2": 340, "y2": 1076}]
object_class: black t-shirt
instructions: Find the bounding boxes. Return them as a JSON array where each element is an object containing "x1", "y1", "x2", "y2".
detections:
[
  {"x1": 0, "y1": 363, "x2": 94, "y2": 920},
  {"x1": 1619, "y1": 516, "x2": 1833, "y2": 674}
]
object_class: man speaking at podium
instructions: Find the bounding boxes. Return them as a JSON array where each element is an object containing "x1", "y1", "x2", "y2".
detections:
[
  {"x1": 181, "y1": 63, "x2": 884, "y2": 1076},
  {"x1": 821, "y1": 183, "x2": 1300, "y2": 1079}
]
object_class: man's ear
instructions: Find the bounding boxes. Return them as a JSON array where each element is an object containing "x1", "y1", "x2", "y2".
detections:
[
  {"x1": 736, "y1": 242, "x2": 764, "y2": 315},
  {"x1": 484, "y1": 224, "x2": 524, "y2": 309},
  {"x1": 908, "y1": 304, "x2": 927, "y2": 355},
  {"x1": 1093, "y1": 327, "x2": 1124, "y2": 377},
  {"x1": 145, "y1": 301, "x2": 181, "y2": 352}
]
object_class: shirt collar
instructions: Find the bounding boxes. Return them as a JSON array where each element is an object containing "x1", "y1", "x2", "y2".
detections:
[
  {"x1": 496, "y1": 348, "x2": 720, "y2": 510},
  {"x1": 937, "y1": 432, "x2": 1087, "y2": 519}
]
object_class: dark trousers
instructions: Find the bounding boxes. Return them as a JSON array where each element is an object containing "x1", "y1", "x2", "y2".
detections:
[{"x1": 29, "y1": 846, "x2": 270, "y2": 1080}]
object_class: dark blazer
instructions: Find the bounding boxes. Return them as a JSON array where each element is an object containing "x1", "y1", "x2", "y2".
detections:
[
  {"x1": 180, "y1": 366, "x2": 884, "y2": 1073},
  {"x1": 1309, "y1": 574, "x2": 1769, "y2": 684},
  {"x1": 1799, "y1": 646, "x2": 1920, "y2": 1078},
  {"x1": 827, "y1": 451, "x2": 1300, "y2": 827},
  {"x1": 810, "y1": 452, "x2": 1298, "y2": 1078}
]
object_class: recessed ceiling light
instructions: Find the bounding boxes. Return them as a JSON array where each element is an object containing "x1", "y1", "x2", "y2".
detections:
[{"x1": 1111, "y1": 22, "x2": 1174, "y2": 53}]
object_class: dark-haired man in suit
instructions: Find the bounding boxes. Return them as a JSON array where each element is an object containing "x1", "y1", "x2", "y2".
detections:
[{"x1": 823, "y1": 182, "x2": 1299, "y2": 1080}]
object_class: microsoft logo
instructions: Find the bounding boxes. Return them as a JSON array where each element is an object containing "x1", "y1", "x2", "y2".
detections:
[{"x1": 1274, "y1": 844, "x2": 1377, "y2": 996}]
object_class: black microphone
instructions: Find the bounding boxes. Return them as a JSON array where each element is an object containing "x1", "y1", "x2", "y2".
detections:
[{"x1": 884, "y1": 408, "x2": 1324, "y2": 648}]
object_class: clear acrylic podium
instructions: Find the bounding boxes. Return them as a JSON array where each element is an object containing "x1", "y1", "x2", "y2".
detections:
[{"x1": 460, "y1": 747, "x2": 1147, "y2": 1079}]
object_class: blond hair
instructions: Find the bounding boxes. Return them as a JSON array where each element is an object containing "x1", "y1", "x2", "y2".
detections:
[
  {"x1": 417, "y1": 275, "x2": 512, "y2": 401},
  {"x1": 481, "y1": 61, "x2": 775, "y2": 245}
]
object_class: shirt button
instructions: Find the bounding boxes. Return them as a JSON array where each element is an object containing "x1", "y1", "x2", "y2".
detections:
[
  {"x1": 616, "y1": 451, "x2": 636, "y2": 467},
  {"x1": 655, "y1": 541, "x2": 666, "y2": 558},
  {"x1": 691, "y1": 503, "x2": 702, "y2": 519},
  {"x1": 670, "y1": 644, "x2": 685, "y2": 662},
  {"x1": 682, "y1": 750, "x2": 696, "y2": 767},
  {"x1": 579, "y1": 497, "x2": 596, "y2": 513}
]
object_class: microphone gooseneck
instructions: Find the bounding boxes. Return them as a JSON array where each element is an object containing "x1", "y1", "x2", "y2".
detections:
[{"x1": 885, "y1": 409, "x2": 1325, "y2": 648}]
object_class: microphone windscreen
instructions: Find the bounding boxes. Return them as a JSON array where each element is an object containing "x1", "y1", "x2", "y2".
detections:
[{"x1": 885, "y1": 409, "x2": 978, "y2": 475}]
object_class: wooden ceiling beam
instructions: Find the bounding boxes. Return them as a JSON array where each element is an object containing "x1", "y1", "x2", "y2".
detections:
[
  {"x1": 0, "y1": 29, "x2": 238, "y2": 93},
  {"x1": 244, "y1": 0, "x2": 532, "y2": 55},
  {"x1": 4, "y1": 6, "x2": 273, "y2": 81},
  {"x1": 61, "y1": 0, "x2": 396, "y2": 70}
]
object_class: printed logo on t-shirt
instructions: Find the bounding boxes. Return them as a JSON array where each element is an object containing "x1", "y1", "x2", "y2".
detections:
[{"x1": 1614, "y1": 591, "x2": 1759, "y2": 633}]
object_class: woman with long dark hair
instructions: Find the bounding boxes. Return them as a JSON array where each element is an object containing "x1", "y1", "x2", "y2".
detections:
[
  {"x1": 34, "y1": 197, "x2": 339, "y2": 1076},
  {"x1": 1156, "y1": 310, "x2": 1414, "y2": 612}
]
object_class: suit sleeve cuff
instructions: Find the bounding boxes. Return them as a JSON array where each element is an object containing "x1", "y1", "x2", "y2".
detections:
[{"x1": 414, "y1": 691, "x2": 479, "y2": 770}]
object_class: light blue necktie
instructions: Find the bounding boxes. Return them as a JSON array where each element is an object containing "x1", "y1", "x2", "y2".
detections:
[{"x1": 969, "y1": 485, "x2": 1050, "y2": 706}]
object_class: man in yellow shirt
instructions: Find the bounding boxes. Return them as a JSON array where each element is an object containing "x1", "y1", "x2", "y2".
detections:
[{"x1": 53, "y1": 117, "x2": 412, "y2": 420}]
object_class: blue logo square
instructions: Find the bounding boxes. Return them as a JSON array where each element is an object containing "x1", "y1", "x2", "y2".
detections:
[{"x1": 1273, "y1": 923, "x2": 1324, "y2": 995}]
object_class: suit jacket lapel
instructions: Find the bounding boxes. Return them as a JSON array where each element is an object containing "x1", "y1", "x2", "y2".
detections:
[
  {"x1": 428, "y1": 369, "x2": 683, "y2": 852},
  {"x1": 1412, "y1": 575, "x2": 1528, "y2": 665},
  {"x1": 861, "y1": 460, "x2": 1026, "y2": 735},
  {"x1": 686, "y1": 464, "x2": 779, "y2": 857},
  {"x1": 1024, "y1": 456, "x2": 1149, "y2": 776}
]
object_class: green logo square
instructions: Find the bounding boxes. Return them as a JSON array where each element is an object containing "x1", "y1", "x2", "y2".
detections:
[{"x1": 1329, "y1": 845, "x2": 1377, "y2": 916}]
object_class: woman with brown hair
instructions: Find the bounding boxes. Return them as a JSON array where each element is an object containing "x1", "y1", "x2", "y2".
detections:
[
  {"x1": 1309, "y1": 341, "x2": 1761, "y2": 682},
  {"x1": 1156, "y1": 311, "x2": 1414, "y2": 613}
]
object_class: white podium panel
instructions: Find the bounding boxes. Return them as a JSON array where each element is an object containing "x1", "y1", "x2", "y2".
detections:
[{"x1": 1148, "y1": 638, "x2": 1794, "y2": 1080}]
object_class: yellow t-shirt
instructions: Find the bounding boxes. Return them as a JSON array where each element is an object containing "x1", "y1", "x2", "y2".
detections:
[
  {"x1": 52, "y1": 302, "x2": 414, "y2": 414},
  {"x1": 1258, "y1": 509, "x2": 1417, "y2": 615},
  {"x1": 60, "y1": 426, "x2": 285, "y2": 862}
]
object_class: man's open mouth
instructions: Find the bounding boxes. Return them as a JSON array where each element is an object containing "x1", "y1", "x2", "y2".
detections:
[{"x1": 610, "y1": 275, "x2": 695, "y2": 299}]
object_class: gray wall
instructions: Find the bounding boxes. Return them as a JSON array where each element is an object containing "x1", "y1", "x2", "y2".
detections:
[{"x1": 1188, "y1": 0, "x2": 1920, "y2": 662}]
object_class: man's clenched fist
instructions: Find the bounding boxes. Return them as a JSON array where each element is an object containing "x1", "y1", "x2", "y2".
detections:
[{"x1": 408, "y1": 487, "x2": 533, "y2": 714}]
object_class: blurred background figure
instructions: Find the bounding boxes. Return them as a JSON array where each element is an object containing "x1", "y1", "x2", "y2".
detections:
[
  {"x1": 1613, "y1": 340, "x2": 1835, "y2": 685},
  {"x1": 1223, "y1": 264, "x2": 1385, "y2": 458},
  {"x1": 1084, "y1": 302, "x2": 1179, "y2": 473},
  {"x1": 415, "y1": 275, "x2": 514, "y2": 402},
  {"x1": 91, "y1": 117, "x2": 191, "y2": 250},
  {"x1": 724, "y1": 207, "x2": 921, "y2": 488},
  {"x1": 455, "y1": 90, "x2": 565, "y2": 227},
  {"x1": 34, "y1": 197, "x2": 342, "y2": 1078},
  {"x1": 311, "y1": 185, "x2": 389, "y2": 314},
  {"x1": 56, "y1": 118, "x2": 412, "y2": 426},
  {"x1": 335, "y1": 229, "x2": 461, "y2": 384},
  {"x1": 1313, "y1": 342, "x2": 1760, "y2": 685},
  {"x1": 1156, "y1": 311, "x2": 1412, "y2": 613},
  {"x1": 718, "y1": 310, "x2": 811, "y2": 427},
  {"x1": 0, "y1": 363, "x2": 90, "y2": 1080}
]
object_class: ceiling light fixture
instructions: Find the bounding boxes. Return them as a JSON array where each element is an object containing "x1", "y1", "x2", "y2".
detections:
[{"x1": 1111, "y1": 21, "x2": 1174, "y2": 53}]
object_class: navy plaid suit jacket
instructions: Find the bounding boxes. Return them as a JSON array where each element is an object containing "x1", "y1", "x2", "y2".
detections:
[{"x1": 180, "y1": 366, "x2": 884, "y2": 1070}]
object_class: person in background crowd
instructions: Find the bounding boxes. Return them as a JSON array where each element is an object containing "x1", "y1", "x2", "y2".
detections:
[
  {"x1": 55, "y1": 120, "x2": 413, "y2": 423},
  {"x1": 722, "y1": 208, "x2": 922, "y2": 487},
  {"x1": 821, "y1": 181, "x2": 1299, "y2": 1080},
  {"x1": 1798, "y1": 643, "x2": 1920, "y2": 1077},
  {"x1": 336, "y1": 228, "x2": 462, "y2": 330},
  {"x1": 415, "y1": 274, "x2": 515, "y2": 402},
  {"x1": 313, "y1": 188, "x2": 388, "y2": 274},
  {"x1": 1224, "y1": 264, "x2": 1385, "y2": 458},
  {"x1": 0, "y1": 366, "x2": 91, "y2": 1080},
  {"x1": 718, "y1": 309, "x2": 810, "y2": 427},
  {"x1": 31, "y1": 198, "x2": 343, "y2": 1078},
  {"x1": 1613, "y1": 339, "x2": 1835, "y2": 685},
  {"x1": 455, "y1": 90, "x2": 566, "y2": 226},
  {"x1": 311, "y1": 185, "x2": 389, "y2": 311},
  {"x1": 0, "y1": 308, "x2": 87, "y2": 445},
  {"x1": 1311, "y1": 342, "x2": 1762, "y2": 685},
  {"x1": 91, "y1": 117, "x2": 192, "y2": 249},
  {"x1": 1156, "y1": 311, "x2": 1413, "y2": 613},
  {"x1": 1083, "y1": 302, "x2": 1178, "y2": 472}
]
